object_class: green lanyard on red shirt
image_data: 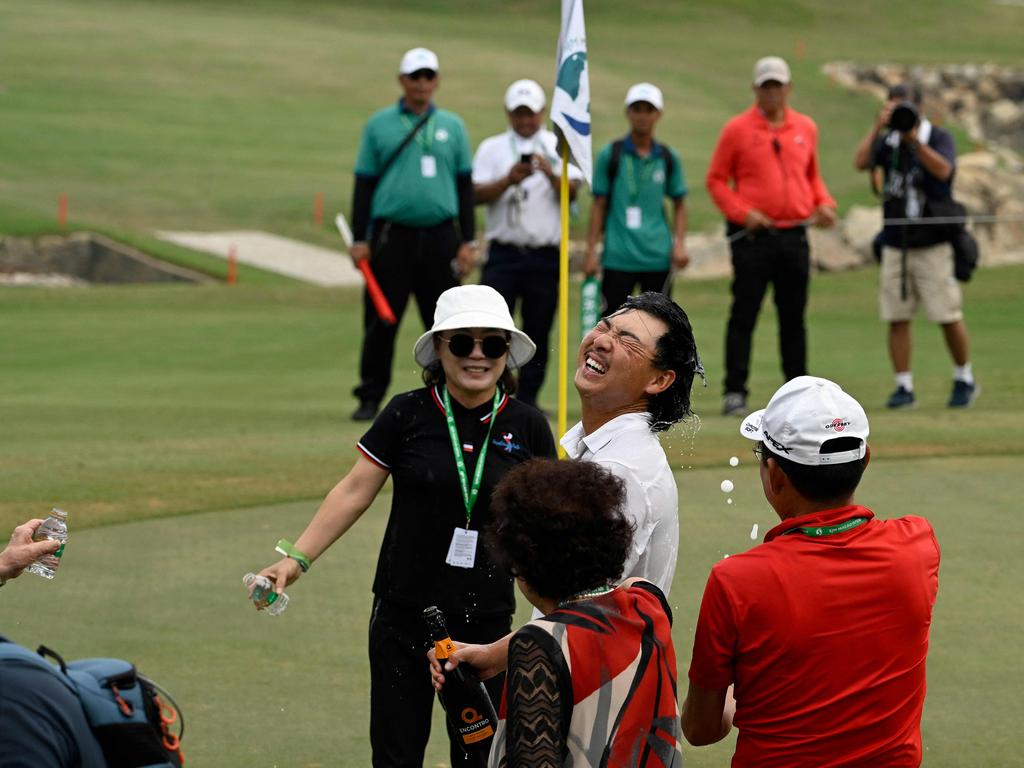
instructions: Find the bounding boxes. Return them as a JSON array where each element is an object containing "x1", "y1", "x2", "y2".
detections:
[
  {"x1": 783, "y1": 517, "x2": 868, "y2": 538},
  {"x1": 442, "y1": 386, "x2": 501, "y2": 529}
]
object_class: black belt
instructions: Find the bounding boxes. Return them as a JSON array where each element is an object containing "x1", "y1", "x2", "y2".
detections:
[
  {"x1": 490, "y1": 241, "x2": 558, "y2": 253},
  {"x1": 726, "y1": 221, "x2": 806, "y2": 237}
]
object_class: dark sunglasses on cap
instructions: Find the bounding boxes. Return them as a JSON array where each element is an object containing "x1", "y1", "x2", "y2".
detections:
[
  {"x1": 441, "y1": 333, "x2": 509, "y2": 359},
  {"x1": 407, "y1": 69, "x2": 437, "y2": 81}
]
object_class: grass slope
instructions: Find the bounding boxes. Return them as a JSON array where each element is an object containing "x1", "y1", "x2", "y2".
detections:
[{"x1": 1, "y1": 0, "x2": 1021, "y2": 245}]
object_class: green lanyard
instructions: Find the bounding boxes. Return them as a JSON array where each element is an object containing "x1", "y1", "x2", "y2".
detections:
[
  {"x1": 783, "y1": 517, "x2": 868, "y2": 538},
  {"x1": 442, "y1": 386, "x2": 502, "y2": 528},
  {"x1": 623, "y1": 153, "x2": 656, "y2": 202},
  {"x1": 401, "y1": 113, "x2": 434, "y2": 152}
]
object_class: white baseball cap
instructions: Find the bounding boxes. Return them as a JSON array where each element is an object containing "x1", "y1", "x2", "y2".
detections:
[
  {"x1": 399, "y1": 47, "x2": 439, "y2": 75},
  {"x1": 625, "y1": 82, "x2": 664, "y2": 111},
  {"x1": 753, "y1": 56, "x2": 791, "y2": 86},
  {"x1": 413, "y1": 285, "x2": 536, "y2": 369},
  {"x1": 740, "y1": 376, "x2": 869, "y2": 466},
  {"x1": 504, "y1": 79, "x2": 546, "y2": 113}
]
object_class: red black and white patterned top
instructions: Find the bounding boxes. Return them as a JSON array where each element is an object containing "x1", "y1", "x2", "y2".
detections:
[{"x1": 489, "y1": 581, "x2": 682, "y2": 767}]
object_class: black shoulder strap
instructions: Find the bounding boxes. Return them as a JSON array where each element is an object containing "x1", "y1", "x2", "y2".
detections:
[
  {"x1": 658, "y1": 142, "x2": 676, "y2": 195},
  {"x1": 602, "y1": 139, "x2": 625, "y2": 232},
  {"x1": 378, "y1": 109, "x2": 431, "y2": 181}
]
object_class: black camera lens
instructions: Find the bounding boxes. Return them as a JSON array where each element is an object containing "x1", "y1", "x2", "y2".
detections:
[{"x1": 888, "y1": 102, "x2": 919, "y2": 133}]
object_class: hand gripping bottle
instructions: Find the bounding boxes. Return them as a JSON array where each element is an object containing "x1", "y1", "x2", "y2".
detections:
[
  {"x1": 26, "y1": 508, "x2": 68, "y2": 579},
  {"x1": 423, "y1": 606, "x2": 497, "y2": 755},
  {"x1": 243, "y1": 573, "x2": 289, "y2": 616}
]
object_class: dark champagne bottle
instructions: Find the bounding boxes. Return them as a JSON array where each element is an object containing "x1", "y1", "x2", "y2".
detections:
[{"x1": 423, "y1": 606, "x2": 498, "y2": 754}]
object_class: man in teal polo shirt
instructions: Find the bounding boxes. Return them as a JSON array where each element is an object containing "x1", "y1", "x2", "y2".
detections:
[
  {"x1": 349, "y1": 47, "x2": 476, "y2": 421},
  {"x1": 584, "y1": 82, "x2": 689, "y2": 313}
]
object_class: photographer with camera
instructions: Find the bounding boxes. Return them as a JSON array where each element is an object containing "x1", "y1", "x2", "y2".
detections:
[
  {"x1": 854, "y1": 84, "x2": 978, "y2": 409},
  {"x1": 473, "y1": 79, "x2": 583, "y2": 412}
]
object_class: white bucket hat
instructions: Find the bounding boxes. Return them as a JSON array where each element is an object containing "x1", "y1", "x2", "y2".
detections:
[
  {"x1": 413, "y1": 285, "x2": 536, "y2": 369},
  {"x1": 740, "y1": 376, "x2": 869, "y2": 466}
]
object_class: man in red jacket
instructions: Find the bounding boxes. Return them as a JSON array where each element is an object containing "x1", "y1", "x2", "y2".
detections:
[
  {"x1": 682, "y1": 376, "x2": 940, "y2": 767},
  {"x1": 707, "y1": 56, "x2": 837, "y2": 417}
]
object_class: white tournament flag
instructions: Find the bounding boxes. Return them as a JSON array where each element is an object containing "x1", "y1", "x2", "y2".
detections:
[{"x1": 551, "y1": 0, "x2": 592, "y2": 185}]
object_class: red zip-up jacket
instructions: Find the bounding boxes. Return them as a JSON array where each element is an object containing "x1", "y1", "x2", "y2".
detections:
[{"x1": 706, "y1": 105, "x2": 835, "y2": 227}]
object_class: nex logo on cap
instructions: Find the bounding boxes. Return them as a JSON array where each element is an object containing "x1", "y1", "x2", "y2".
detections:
[{"x1": 762, "y1": 430, "x2": 791, "y2": 454}]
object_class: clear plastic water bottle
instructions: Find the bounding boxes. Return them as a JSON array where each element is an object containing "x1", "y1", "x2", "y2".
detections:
[
  {"x1": 26, "y1": 508, "x2": 68, "y2": 580},
  {"x1": 242, "y1": 572, "x2": 289, "y2": 616}
]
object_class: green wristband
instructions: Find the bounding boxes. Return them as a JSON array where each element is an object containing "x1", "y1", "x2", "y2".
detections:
[{"x1": 275, "y1": 539, "x2": 311, "y2": 573}]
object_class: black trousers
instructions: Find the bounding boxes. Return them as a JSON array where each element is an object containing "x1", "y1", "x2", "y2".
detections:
[
  {"x1": 600, "y1": 268, "x2": 671, "y2": 317},
  {"x1": 724, "y1": 225, "x2": 810, "y2": 396},
  {"x1": 353, "y1": 220, "x2": 460, "y2": 406},
  {"x1": 368, "y1": 597, "x2": 511, "y2": 768},
  {"x1": 481, "y1": 242, "x2": 558, "y2": 407}
]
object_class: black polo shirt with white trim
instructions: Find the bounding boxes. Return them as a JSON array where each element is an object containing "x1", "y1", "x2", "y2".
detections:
[{"x1": 358, "y1": 385, "x2": 556, "y2": 619}]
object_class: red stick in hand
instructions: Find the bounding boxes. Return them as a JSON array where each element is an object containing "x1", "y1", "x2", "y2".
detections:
[{"x1": 357, "y1": 260, "x2": 397, "y2": 326}]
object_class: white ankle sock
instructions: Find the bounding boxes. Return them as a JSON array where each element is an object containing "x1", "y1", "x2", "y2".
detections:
[
  {"x1": 954, "y1": 363, "x2": 974, "y2": 384},
  {"x1": 895, "y1": 372, "x2": 914, "y2": 391}
]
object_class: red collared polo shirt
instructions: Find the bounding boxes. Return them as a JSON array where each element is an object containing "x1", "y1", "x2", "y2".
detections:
[{"x1": 688, "y1": 504, "x2": 940, "y2": 767}]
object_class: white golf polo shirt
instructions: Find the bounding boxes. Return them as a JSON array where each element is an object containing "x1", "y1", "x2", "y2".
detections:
[
  {"x1": 560, "y1": 413, "x2": 679, "y2": 595},
  {"x1": 472, "y1": 128, "x2": 583, "y2": 248}
]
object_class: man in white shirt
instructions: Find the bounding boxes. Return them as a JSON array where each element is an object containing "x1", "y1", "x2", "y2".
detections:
[
  {"x1": 561, "y1": 290, "x2": 702, "y2": 593},
  {"x1": 473, "y1": 79, "x2": 584, "y2": 410}
]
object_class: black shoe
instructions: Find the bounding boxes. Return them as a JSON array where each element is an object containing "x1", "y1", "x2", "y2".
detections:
[
  {"x1": 722, "y1": 392, "x2": 748, "y2": 417},
  {"x1": 352, "y1": 400, "x2": 379, "y2": 421},
  {"x1": 948, "y1": 379, "x2": 979, "y2": 408},
  {"x1": 885, "y1": 386, "x2": 916, "y2": 409}
]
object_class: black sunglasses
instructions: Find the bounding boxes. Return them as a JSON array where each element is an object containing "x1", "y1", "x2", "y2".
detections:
[
  {"x1": 752, "y1": 443, "x2": 769, "y2": 463},
  {"x1": 442, "y1": 333, "x2": 509, "y2": 359},
  {"x1": 407, "y1": 69, "x2": 436, "y2": 81}
]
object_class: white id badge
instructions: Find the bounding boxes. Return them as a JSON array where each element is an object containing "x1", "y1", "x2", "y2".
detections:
[
  {"x1": 420, "y1": 155, "x2": 437, "y2": 178},
  {"x1": 445, "y1": 528, "x2": 478, "y2": 569},
  {"x1": 626, "y1": 206, "x2": 642, "y2": 229}
]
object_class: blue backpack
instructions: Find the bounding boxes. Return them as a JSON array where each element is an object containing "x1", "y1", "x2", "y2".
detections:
[{"x1": 0, "y1": 637, "x2": 184, "y2": 768}]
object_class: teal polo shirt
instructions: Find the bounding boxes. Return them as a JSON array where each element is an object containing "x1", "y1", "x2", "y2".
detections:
[
  {"x1": 593, "y1": 138, "x2": 686, "y2": 272},
  {"x1": 355, "y1": 100, "x2": 472, "y2": 228}
]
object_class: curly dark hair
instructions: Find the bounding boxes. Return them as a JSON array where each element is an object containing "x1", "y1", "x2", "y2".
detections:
[
  {"x1": 614, "y1": 292, "x2": 704, "y2": 431},
  {"x1": 486, "y1": 458, "x2": 634, "y2": 601}
]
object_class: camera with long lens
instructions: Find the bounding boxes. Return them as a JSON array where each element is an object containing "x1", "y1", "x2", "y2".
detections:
[{"x1": 888, "y1": 101, "x2": 919, "y2": 133}]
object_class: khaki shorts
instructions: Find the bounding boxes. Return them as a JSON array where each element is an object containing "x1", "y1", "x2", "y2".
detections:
[{"x1": 879, "y1": 243, "x2": 963, "y2": 323}]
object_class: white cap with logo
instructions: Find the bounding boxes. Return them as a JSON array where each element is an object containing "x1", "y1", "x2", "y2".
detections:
[
  {"x1": 752, "y1": 56, "x2": 791, "y2": 86},
  {"x1": 740, "y1": 376, "x2": 869, "y2": 466},
  {"x1": 504, "y1": 79, "x2": 546, "y2": 113},
  {"x1": 624, "y1": 82, "x2": 664, "y2": 111},
  {"x1": 399, "y1": 47, "x2": 439, "y2": 75}
]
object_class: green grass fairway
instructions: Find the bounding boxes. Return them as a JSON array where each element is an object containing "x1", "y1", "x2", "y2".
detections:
[
  {"x1": 2, "y1": 263, "x2": 1023, "y2": 765},
  {"x1": 1, "y1": 457, "x2": 1020, "y2": 766},
  {"x1": 2, "y1": 0, "x2": 1022, "y2": 244}
]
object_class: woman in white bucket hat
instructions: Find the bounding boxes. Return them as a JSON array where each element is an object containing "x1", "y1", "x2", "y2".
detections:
[{"x1": 251, "y1": 285, "x2": 556, "y2": 766}]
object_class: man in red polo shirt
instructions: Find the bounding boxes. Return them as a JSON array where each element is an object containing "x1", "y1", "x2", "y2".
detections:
[
  {"x1": 707, "y1": 56, "x2": 837, "y2": 417},
  {"x1": 682, "y1": 376, "x2": 940, "y2": 767}
]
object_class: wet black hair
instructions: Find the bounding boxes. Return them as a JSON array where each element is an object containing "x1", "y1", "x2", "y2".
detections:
[{"x1": 614, "y1": 292, "x2": 704, "y2": 431}]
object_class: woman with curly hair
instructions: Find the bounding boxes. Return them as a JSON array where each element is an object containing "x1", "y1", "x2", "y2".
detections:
[{"x1": 435, "y1": 457, "x2": 683, "y2": 767}]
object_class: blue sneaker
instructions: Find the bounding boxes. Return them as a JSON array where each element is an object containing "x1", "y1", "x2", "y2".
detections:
[
  {"x1": 886, "y1": 386, "x2": 916, "y2": 409},
  {"x1": 948, "y1": 379, "x2": 979, "y2": 408}
]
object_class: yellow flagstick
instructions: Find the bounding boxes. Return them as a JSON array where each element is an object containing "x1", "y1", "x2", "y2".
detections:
[{"x1": 557, "y1": 142, "x2": 570, "y2": 457}]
